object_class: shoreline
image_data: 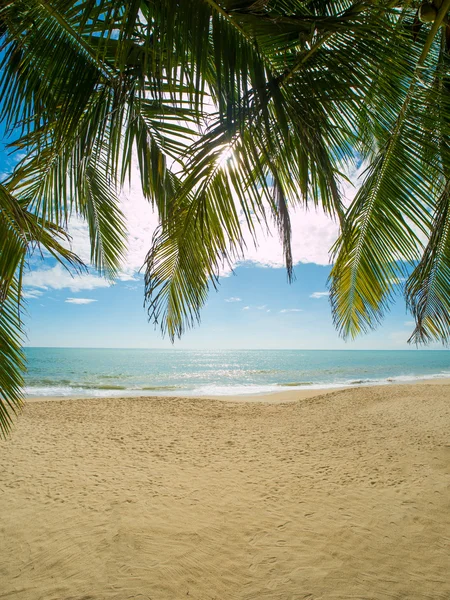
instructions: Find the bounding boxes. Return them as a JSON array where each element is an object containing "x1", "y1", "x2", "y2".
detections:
[{"x1": 25, "y1": 375, "x2": 450, "y2": 404}]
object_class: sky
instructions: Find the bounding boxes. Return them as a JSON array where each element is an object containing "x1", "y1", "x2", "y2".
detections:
[{"x1": 0, "y1": 128, "x2": 440, "y2": 351}]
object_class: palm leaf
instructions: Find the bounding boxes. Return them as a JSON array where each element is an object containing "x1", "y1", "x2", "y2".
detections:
[
  {"x1": 144, "y1": 184, "x2": 238, "y2": 340},
  {"x1": 0, "y1": 183, "x2": 84, "y2": 436},
  {"x1": 330, "y1": 1, "x2": 450, "y2": 338},
  {"x1": 405, "y1": 33, "x2": 450, "y2": 345},
  {"x1": 0, "y1": 274, "x2": 25, "y2": 438},
  {"x1": 406, "y1": 181, "x2": 450, "y2": 344}
]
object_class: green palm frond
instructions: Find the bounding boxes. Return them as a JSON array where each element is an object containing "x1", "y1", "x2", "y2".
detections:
[
  {"x1": 405, "y1": 34, "x2": 450, "y2": 344},
  {"x1": 7, "y1": 143, "x2": 127, "y2": 278},
  {"x1": 330, "y1": 0, "x2": 450, "y2": 339},
  {"x1": 141, "y1": 3, "x2": 409, "y2": 335},
  {"x1": 0, "y1": 183, "x2": 84, "y2": 436},
  {"x1": 406, "y1": 181, "x2": 450, "y2": 343},
  {"x1": 78, "y1": 152, "x2": 127, "y2": 278},
  {"x1": 0, "y1": 185, "x2": 28, "y2": 436},
  {"x1": 143, "y1": 147, "x2": 247, "y2": 340},
  {"x1": 144, "y1": 217, "x2": 231, "y2": 341},
  {"x1": 0, "y1": 274, "x2": 25, "y2": 438}
]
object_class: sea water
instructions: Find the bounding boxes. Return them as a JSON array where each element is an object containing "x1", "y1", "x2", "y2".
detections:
[{"x1": 24, "y1": 348, "x2": 450, "y2": 397}]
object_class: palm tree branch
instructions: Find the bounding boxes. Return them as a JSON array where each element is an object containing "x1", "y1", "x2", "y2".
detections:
[{"x1": 330, "y1": 0, "x2": 450, "y2": 338}]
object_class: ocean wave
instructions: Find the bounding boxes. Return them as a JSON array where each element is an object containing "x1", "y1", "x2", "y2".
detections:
[
  {"x1": 24, "y1": 370, "x2": 450, "y2": 398},
  {"x1": 140, "y1": 385, "x2": 181, "y2": 391},
  {"x1": 24, "y1": 385, "x2": 130, "y2": 398},
  {"x1": 345, "y1": 372, "x2": 450, "y2": 387},
  {"x1": 278, "y1": 382, "x2": 313, "y2": 387},
  {"x1": 94, "y1": 385, "x2": 127, "y2": 390},
  {"x1": 27, "y1": 378, "x2": 73, "y2": 386}
]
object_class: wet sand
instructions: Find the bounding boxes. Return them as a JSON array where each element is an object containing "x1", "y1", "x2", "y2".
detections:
[{"x1": 1, "y1": 381, "x2": 449, "y2": 599}]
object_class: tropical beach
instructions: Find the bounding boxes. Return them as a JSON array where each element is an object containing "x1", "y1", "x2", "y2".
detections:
[
  {"x1": 2, "y1": 2, "x2": 450, "y2": 600},
  {"x1": 1, "y1": 380, "x2": 449, "y2": 599}
]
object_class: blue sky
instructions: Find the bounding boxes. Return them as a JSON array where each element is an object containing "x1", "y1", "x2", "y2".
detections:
[
  {"x1": 1, "y1": 122, "x2": 438, "y2": 351},
  {"x1": 20, "y1": 259, "x2": 424, "y2": 350}
]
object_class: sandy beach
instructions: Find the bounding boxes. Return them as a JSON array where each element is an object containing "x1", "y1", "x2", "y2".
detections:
[{"x1": 1, "y1": 381, "x2": 449, "y2": 599}]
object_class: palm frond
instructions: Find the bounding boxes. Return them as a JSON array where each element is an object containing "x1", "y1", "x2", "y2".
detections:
[
  {"x1": 405, "y1": 33, "x2": 450, "y2": 345},
  {"x1": 78, "y1": 152, "x2": 127, "y2": 278},
  {"x1": 406, "y1": 181, "x2": 450, "y2": 344},
  {"x1": 0, "y1": 183, "x2": 84, "y2": 435},
  {"x1": 329, "y1": 1, "x2": 450, "y2": 338},
  {"x1": 0, "y1": 274, "x2": 25, "y2": 438},
  {"x1": 144, "y1": 184, "x2": 238, "y2": 340}
]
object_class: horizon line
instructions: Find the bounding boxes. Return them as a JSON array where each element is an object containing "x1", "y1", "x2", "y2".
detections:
[{"x1": 23, "y1": 346, "x2": 448, "y2": 352}]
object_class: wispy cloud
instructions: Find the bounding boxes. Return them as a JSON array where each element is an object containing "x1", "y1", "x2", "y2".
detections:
[
  {"x1": 255, "y1": 305, "x2": 267, "y2": 310},
  {"x1": 242, "y1": 306, "x2": 250, "y2": 311},
  {"x1": 310, "y1": 291, "x2": 329, "y2": 299},
  {"x1": 404, "y1": 320, "x2": 415, "y2": 327},
  {"x1": 65, "y1": 298, "x2": 97, "y2": 305},
  {"x1": 22, "y1": 290, "x2": 44, "y2": 300},
  {"x1": 23, "y1": 264, "x2": 110, "y2": 292},
  {"x1": 225, "y1": 297, "x2": 242, "y2": 303},
  {"x1": 280, "y1": 308, "x2": 303, "y2": 313}
]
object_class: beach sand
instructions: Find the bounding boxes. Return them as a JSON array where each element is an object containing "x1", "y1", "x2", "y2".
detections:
[{"x1": 1, "y1": 381, "x2": 449, "y2": 599}]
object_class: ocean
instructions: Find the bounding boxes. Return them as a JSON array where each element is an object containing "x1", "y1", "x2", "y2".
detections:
[{"x1": 23, "y1": 348, "x2": 450, "y2": 398}]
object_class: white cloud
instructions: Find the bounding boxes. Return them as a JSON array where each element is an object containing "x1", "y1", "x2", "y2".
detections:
[
  {"x1": 404, "y1": 321, "x2": 415, "y2": 327},
  {"x1": 236, "y1": 206, "x2": 338, "y2": 269},
  {"x1": 310, "y1": 291, "x2": 329, "y2": 299},
  {"x1": 228, "y1": 163, "x2": 363, "y2": 271},
  {"x1": 117, "y1": 272, "x2": 139, "y2": 282},
  {"x1": 74, "y1": 161, "x2": 364, "y2": 276},
  {"x1": 23, "y1": 264, "x2": 110, "y2": 292},
  {"x1": 225, "y1": 297, "x2": 242, "y2": 303},
  {"x1": 25, "y1": 160, "x2": 365, "y2": 292},
  {"x1": 241, "y1": 304, "x2": 267, "y2": 311},
  {"x1": 280, "y1": 308, "x2": 303, "y2": 313},
  {"x1": 22, "y1": 290, "x2": 43, "y2": 299},
  {"x1": 65, "y1": 298, "x2": 97, "y2": 305},
  {"x1": 266, "y1": 309, "x2": 271, "y2": 313}
]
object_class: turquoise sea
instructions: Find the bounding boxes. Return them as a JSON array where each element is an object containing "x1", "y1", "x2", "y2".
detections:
[{"x1": 24, "y1": 348, "x2": 450, "y2": 397}]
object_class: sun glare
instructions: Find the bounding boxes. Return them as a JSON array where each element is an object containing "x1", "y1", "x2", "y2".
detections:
[{"x1": 217, "y1": 145, "x2": 235, "y2": 168}]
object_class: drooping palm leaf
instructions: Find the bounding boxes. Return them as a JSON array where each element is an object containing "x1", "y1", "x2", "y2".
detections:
[
  {"x1": 406, "y1": 181, "x2": 450, "y2": 343},
  {"x1": 0, "y1": 274, "x2": 25, "y2": 438},
  {"x1": 405, "y1": 35, "x2": 450, "y2": 344},
  {"x1": 0, "y1": 183, "x2": 84, "y2": 435},
  {"x1": 329, "y1": 0, "x2": 450, "y2": 339}
]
